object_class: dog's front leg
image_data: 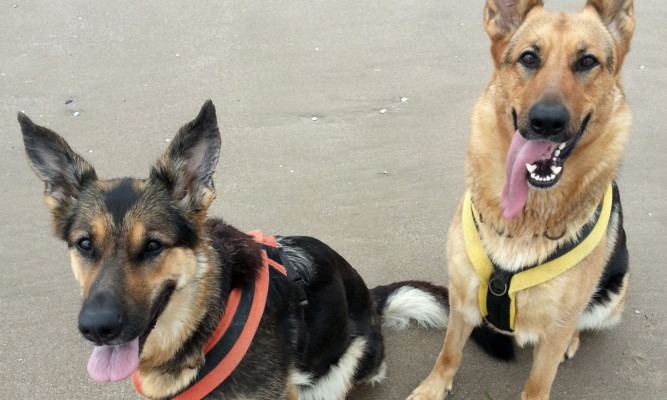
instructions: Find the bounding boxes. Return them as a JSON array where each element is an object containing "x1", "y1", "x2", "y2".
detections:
[
  {"x1": 521, "y1": 320, "x2": 578, "y2": 400},
  {"x1": 285, "y1": 383, "x2": 298, "y2": 400},
  {"x1": 406, "y1": 307, "x2": 474, "y2": 400}
]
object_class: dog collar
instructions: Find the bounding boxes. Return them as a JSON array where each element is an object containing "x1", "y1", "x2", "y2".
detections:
[
  {"x1": 463, "y1": 183, "x2": 613, "y2": 332},
  {"x1": 133, "y1": 231, "x2": 288, "y2": 399}
]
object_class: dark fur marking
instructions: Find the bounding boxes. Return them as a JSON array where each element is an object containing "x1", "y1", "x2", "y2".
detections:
[
  {"x1": 170, "y1": 213, "x2": 198, "y2": 249},
  {"x1": 62, "y1": 207, "x2": 80, "y2": 242},
  {"x1": 205, "y1": 219, "x2": 262, "y2": 290},
  {"x1": 606, "y1": 47, "x2": 614, "y2": 73},
  {"x1": 504, "y1": 42, "x2": 515, "y2": 68},
  {"x1": 105, "y1": 179, "x2": 142, "y2": 224},
  {"x1": 471, "y1": 324, "x2": 515, "y2": 361}
]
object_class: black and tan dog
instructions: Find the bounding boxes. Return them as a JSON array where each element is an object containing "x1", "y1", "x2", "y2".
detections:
[
  {"x1": 19, "y1": 101, "x2": 454, "y2": 399},
  {"x1": 409, "y1": 1, "x2": 634, "y2": 399}
]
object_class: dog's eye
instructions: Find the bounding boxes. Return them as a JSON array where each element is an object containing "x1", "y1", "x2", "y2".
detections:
[
  {"x1": 76, "y1": 238, "x2": 93, "y2": 252},
  {"x1": 144, "y1": 240, "x2": 164, "y2": 257},
  {"x1": 518, "y1": 51, "x2": 539, "y2": 68},
  {"x1": 576, "y1": 55, "x2": 599, "y2": 71}
]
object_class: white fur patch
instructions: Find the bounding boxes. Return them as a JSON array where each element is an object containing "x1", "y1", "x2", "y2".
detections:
[
  {"x1": 367, "y1": 361, "x2": 387, "y2": 386},
  {"x1": 514, "y1": 329, "x2": 540, "y2": 347},
  {"x1": 298, "y1": 337, "x2": 367, "y2": 400},
  {"x1": 576, "y1": 282, "x2": 626, "y2": 331},
  {"x1": 288, "y1": 369, "x2": 313, "y2": 387},
  {"x1": 381, "y1": 286, "x2": 448, "y2": 330}
]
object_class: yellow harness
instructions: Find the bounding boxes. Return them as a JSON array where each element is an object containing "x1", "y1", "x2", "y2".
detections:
[{"x1": 462, "y1": 184, "x2": 613, "y2": 331}]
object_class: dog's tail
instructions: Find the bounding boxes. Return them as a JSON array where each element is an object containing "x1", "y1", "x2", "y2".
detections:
[
  {"x1": 370, "y1": 281, "x2": 514, "y2": 361},
  {"x1": 370, "y1": 281, "x2": 449, "y2": 330}
]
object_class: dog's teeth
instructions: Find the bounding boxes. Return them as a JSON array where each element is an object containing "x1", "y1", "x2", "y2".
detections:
[
  {"x1": 530, "y1": 172, "x2": 538, "y2": 180},
  {"x1": 548, "y1": 174, "x2": 556, "y2": 180},
  {"x1": 551, "y1": 166, "x2": 562, "y2": 175},
  {"x1": 526, "y1": 163, "x2": 537, "y2": 173},
  {"x1": 554, "y1": 149, "x2": 561, "y2": 157},
  {"x1": 559, "y1": 143, "x2": 566, "y2": 150}
]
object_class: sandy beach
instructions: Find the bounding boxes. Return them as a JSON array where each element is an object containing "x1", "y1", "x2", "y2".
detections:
[{"x1": 1, "y1": 1, "x2": 664, "y2": 398}]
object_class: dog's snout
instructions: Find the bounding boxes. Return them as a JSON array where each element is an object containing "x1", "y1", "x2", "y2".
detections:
[
  {"x1": 78, "y1": 292, "x2": 124, "y2": 344},
  {"x1": 528, "y1": 103, "x2": 569, "y2": 141}
]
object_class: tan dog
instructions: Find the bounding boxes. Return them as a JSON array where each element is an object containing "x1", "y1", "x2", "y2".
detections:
[{"x1": 408, "y1": 1, "x2": 634, "y2": 399}]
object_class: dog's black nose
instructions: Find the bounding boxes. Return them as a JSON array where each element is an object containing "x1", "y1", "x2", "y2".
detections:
[
  {"x1": 528, "y1": 103, "x2": 569, "y2": 141},
  {"x1": 78, "y1": 292, "x2": 124, "y2": 344}
]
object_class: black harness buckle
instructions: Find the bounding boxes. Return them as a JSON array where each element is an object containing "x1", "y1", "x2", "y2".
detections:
[{"x1": 485, "y1": 270, "x2": 514, "y2": 332}]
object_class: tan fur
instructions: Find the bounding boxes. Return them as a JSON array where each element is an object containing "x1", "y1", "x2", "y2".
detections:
[
  {"x1": 128, "y1": 222, "x2": 147, "y2": 252},
  {"x1": 129, "y1": 233, "x2": 216, "y2": 396},
  {"x1": 137, "y1": 366, "x2": 199, "y2": 400},
  {"x1": 409, "y1": 1, "x2": 634, "y2": 399},
  {"x1": 137, "y1": 248, "x2": 209, "y2": 364},
  {"x1": 70, "y1": 251, "x2": 97, "y2": 296},
  {"x1": 286, "y1": 384, "x2": 299, "y2": 400}
]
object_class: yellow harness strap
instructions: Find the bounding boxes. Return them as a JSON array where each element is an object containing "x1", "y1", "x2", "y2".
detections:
[{"x1": 462, "y1": 184, "x2": 613, "y2": 331}]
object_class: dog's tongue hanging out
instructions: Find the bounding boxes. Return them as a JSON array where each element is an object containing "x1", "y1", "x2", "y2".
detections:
[
  {"x1": 501, "y1": 130, "x2": 559, "y2": 219},
  {"x1": 87, "y1": 339, "x2": 140, "y2": 382}
]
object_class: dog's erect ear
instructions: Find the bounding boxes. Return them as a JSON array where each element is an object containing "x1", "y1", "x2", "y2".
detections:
[
  {"x1": 484, "y1": 0, "x2": 543, "y2": 40},
  {"x1": 19, "y1": 113, "x2": 97, "y2": 238},
  {"x1": 150, "y1": 100, "x2": 221, "y2": 216},
  {"x1": 585, "y1": 0, "x2": 635, "y2": 70}
]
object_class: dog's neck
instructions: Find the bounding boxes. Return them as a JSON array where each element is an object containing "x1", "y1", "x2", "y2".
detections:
[
  {"x1": 467, "y1": 175, "x2": 611, "y2": 272},
  {"x1": 133, "y1": 219, "x2": 263, "y2": 399},
  {"x1": 133, "y1": 244, "x2": 224, "y2": 399}
]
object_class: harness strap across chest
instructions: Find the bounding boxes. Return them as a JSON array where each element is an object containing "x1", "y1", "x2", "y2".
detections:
[
  {"x1": 462, "y1": 184, "x2": 613, "y2": 332},
  {"x1": 133, "y1": 230, "x2": 303, "y2": 400}
]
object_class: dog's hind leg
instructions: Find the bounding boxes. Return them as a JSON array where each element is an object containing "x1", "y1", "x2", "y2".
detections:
[
  {"x1": 406, "y1": 308, "x2": 474, "y2": 399},
  {"x1": 521, "y1": 319, "x2": 578, "y2": 400}
]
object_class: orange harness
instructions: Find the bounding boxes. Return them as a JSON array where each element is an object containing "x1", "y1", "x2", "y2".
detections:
[{"x1": 133, "y1": 231, "x2": 288, "y2": 399}]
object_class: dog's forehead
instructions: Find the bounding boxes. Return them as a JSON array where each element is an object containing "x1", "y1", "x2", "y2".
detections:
[
  {"x1": 74, "y1": 177, "x2": 197, "y2": 248},
  {"x1": 73, "y1": 178, "x2": 154, "y2": 232},
  {"x1": 517, "y1": 11, "x2": 612, "y2": 52},
  {"x1": 101, "y1": 178, "x2": 147, "y2": 223}
]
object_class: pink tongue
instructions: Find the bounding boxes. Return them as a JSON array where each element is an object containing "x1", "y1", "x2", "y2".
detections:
[
  {"x1": 501, "y1": 130, "x2": 558, "y2": 220},
  {"x1": 87, "y1": 338, "x2": 139, "y2": 382}
]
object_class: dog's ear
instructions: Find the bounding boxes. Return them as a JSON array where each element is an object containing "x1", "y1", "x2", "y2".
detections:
[
  {"x1": 484, "y1": 0, "x2": 543, "y2": 40},
  {"x1": 150, "y1": 100, "x2": 221, "y2": 216},
  {"x1": 585, "y1": 0, "x2": 635, "y2": 70},
  {"x1": 19, "y1": 113, "x2": 97, "y2": 238}
]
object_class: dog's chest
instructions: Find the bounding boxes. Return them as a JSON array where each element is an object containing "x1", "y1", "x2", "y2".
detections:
[{"x1": 448, "y1": 202, "x2": 607, "y2": 342}]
